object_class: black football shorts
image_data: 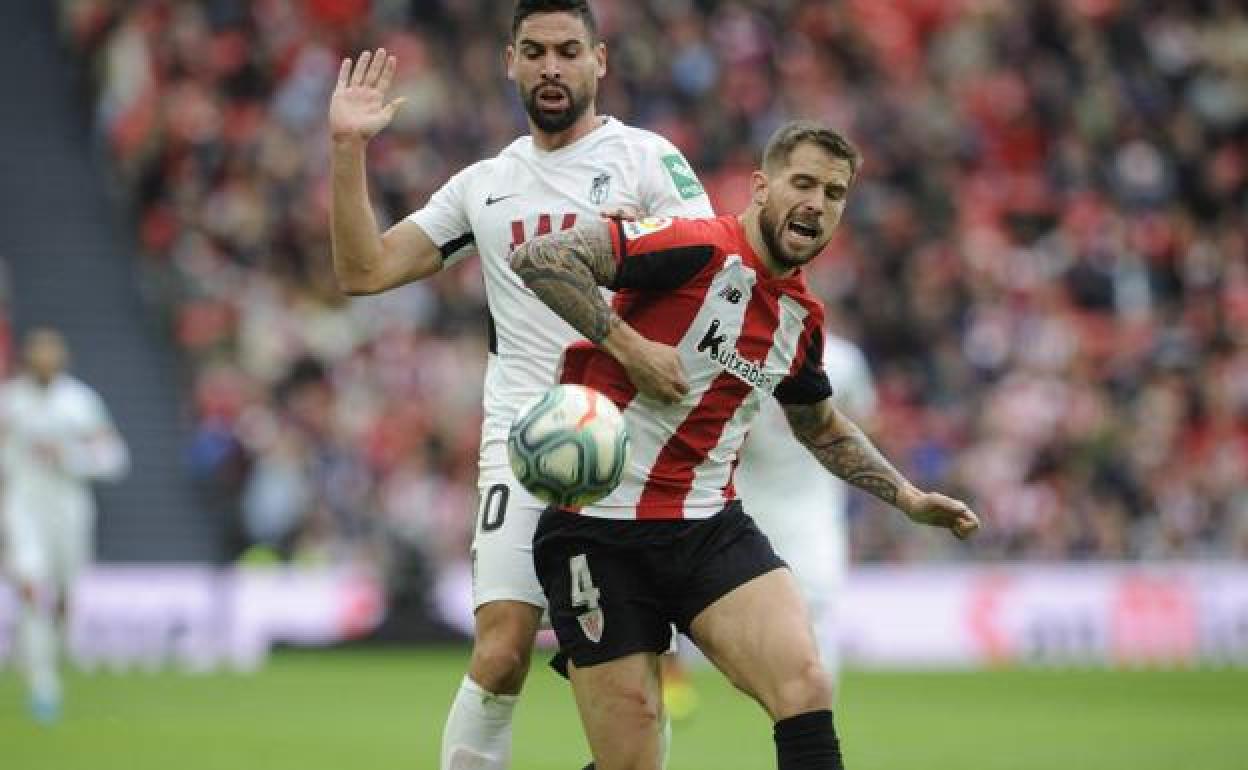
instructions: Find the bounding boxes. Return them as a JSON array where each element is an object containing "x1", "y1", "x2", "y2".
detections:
[{"x1": 533, "y1": 501, "x2": 786, "y2": 672}]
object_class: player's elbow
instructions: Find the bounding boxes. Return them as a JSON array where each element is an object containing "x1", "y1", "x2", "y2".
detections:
[{"x1": 100, "y1": 454, "x2": 130, "y2": 483}]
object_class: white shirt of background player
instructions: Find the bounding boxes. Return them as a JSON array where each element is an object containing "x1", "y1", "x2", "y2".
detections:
[{"x1": 736, "y1": 332, "x2": 876, "y2": 674}]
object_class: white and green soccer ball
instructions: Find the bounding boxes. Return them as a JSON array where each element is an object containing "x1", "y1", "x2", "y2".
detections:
[{"x1": 508, "y1": 384, "x2": 631, "y2": 508}]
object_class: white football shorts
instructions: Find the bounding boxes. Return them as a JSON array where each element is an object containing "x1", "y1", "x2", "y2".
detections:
[
  {"x1": 2, "y1": 500, "x2": 92, "y2": 589},
  {"x1": 470, "y1": 441, "x2": 549, "y2": 611}
]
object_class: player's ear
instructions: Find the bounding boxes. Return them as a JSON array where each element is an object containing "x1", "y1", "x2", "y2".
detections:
[
  {"x1": 504, "y1": 44, "x2": 517, "y2": 81},
  {"x1": 751, "y1": 170, "x2": 769, "y2": 206},
  {"x1": 594, "y1": 41, "x2": 607, "y2": 78}
]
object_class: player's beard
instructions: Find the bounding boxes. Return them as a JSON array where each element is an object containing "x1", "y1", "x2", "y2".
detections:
[
  {"x1": 523, "y1": 79, "x2": 593, "y2": 134},
  {"x1": 759, "y1": 204, "x2": 820, "y2": 270}
]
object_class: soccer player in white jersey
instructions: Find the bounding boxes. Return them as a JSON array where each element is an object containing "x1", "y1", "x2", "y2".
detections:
[
  {"x1": 1, "y1": 328, "x2": 129, "y2": 723},
  {"x1": 327, "y1": 2, "x2": 712, "y2": 767},
  {"x1": 737, "y1": 328, "x2": 876, "y2": 684}
]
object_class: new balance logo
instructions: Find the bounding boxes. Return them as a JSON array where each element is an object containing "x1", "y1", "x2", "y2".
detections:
[{"x1": 717, "y1": 286, "x2": 743, "y2": 304}]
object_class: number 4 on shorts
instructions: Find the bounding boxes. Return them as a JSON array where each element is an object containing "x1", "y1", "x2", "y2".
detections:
[
  {"x1": 570, "y1": 554, "x2": 600, "y2": 610},
  {"x1": 570, "y1": 554, "x2": 605, "y2": 643}
]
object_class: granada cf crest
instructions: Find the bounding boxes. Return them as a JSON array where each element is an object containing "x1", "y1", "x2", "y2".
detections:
[
  {"x1": 589, "y1": 172, "x2": 611, "y2": 205},
  {"x1": 577, "y1": 608, "x2": 605, "y2": 643}
]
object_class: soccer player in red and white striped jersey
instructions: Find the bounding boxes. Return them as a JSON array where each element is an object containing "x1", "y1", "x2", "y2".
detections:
[{"x1": 512, "y1": 120, "x2": 980, "y2": 770}]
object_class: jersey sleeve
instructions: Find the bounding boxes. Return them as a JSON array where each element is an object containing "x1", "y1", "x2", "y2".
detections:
[
  {"x1": 63, "y1": 384, "x2": 130, "y2": 482},
  {"x1": 605, "y1": 216, "x2": 719, "y2": 291},
  {"x1": 404, "y1": 163, "x2": 481, "y2": 268},
  {"x1": 641, "y1": 137, "x2": 714, "y2": 218},
  {"x1": 774, "y1": 324, "x2": 834, "y2": 405}
]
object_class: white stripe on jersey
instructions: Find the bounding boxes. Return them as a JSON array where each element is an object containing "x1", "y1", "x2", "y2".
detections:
[
  {"x1": 585, "y1": 255, "x2": 814, "y2": 520},
  {"x1": 683, "y1": 292, "x2": 811, "y2": 517},
  {"x1": 590, "y1": 255, "x2": 755, "y2": 518}
]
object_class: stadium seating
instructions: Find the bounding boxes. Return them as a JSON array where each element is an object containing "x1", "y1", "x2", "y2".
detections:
[{"x1": 56, "y1": 0, "x2": 1248, "y2": 576}]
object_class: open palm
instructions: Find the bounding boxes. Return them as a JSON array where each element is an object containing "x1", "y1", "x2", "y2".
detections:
[{"x1": 329, "y1": 48, "x2": 403, "y2": 143}]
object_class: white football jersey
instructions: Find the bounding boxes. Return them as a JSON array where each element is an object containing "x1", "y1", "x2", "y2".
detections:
[
  {"x1": 0, "y1": 374, "x2": 128, "y2": 508},
  {"x1": 406, "y1": 117, "x2": 713, "y2": 478}
]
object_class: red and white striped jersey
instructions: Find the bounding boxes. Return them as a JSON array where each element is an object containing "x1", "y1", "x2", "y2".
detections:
[{"x1": 559, "y1": 215, "x2": 832, "y2": 520}]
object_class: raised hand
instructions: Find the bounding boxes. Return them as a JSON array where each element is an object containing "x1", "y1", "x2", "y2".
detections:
[
  {"x1": 901, "y1": 490, "x2": 981, "y2": 540},
  {"x1": 329, "y1": 48, "x2": 404, "y2": 145}
]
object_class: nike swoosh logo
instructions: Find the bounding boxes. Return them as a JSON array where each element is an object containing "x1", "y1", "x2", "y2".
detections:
[{"x1": 485, "y1": 193, "x2": 519, "y2": 206}]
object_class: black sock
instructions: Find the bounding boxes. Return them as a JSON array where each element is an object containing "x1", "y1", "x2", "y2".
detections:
[{"x1": 774, "y1": 709, "x2": 843, "y2": 769}]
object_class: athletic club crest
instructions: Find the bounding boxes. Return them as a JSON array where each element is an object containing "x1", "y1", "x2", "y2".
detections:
[
  {"x1": 589, "y1": 172, "x2": 611, "y2": 205},
  {"x1": 577, "y1": 608, "x2": 605, "y2": 643}
]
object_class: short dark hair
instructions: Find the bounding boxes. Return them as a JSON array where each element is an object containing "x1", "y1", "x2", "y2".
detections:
[
  {"x1": 762, "y1": 120, "x2": 861, "y2": 178},
  {"x1": 512, "y1": 0, "x2": 598, "y2": 41}
]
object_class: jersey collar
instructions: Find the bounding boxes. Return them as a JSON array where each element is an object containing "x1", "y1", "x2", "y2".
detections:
[{"x1": 529, "y1": 116, "x2": 617, "y2": 162}]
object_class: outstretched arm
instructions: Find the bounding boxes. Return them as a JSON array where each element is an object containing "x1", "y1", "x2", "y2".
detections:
[
  {"x1": 329, "y1": 49, "x2": 442, "y2": 294},
  {"x1": 782, "y1": 398, "x2": 979, "y2": 539},
  {"x1": 511, "y1": 221, "x2": 689, "y2": 403}
]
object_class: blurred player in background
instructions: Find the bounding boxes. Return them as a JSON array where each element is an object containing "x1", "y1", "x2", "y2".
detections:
[
  {"x1": 326, "y1": 1, "x2": 712, "y2": 766},
  {"x1": 737, "y1": 321, "x2": 876, "y2": 686},
  {"x1": 1, "y1": 328, "x2": 129, "y2": 723}
]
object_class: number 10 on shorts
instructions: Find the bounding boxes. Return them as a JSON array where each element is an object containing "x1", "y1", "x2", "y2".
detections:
[{"x1": 570, "y1": 554, "x2": 605, "y2": 643}]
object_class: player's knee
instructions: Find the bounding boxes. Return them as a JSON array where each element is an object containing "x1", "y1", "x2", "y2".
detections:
[
  {"x1": 468, "y1": 636, "x2": 533, "y2": 694},
  {"x1": 606, "y1": 683, "x2": 664, "y2": 747},
  {"x1": 771, "y1": 657, "x2": 832, "y2": 719}
]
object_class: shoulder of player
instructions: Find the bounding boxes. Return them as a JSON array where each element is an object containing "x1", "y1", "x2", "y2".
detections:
[
  {"x1": 589, "y1": 121, "x2": 680, "y2": 163},
  {"x1": 453, "y1": 155, "x2": 504, "y2": 186},
  {"x1": 777, "y1": 277, "x2": 828, "y2": 329},
  {"x1": 50, "y1": 376, "x2": 105, "y2": 406},
  {"x1": 620, "y1": 213, "x2": 727, "y2": 246},
  {"x1": 822, "y1": 333, "x2": 861, "y2": 360},
  {"x1": 607, "y1": 121, "x2": 667, "y2": 148}
]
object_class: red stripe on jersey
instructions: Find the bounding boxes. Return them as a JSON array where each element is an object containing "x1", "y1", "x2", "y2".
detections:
[
  {"x1": 560, "y1": 265, "x2": 719, "y2": 413},
  {"x1": 560, "y1": 345, "x2": 635, "y2": 411},
  {"x1": 636, "y1": 288, "x2": 783, "y2": 518},
  {"x1": 636, "y1": 371, "x2": 751, "y2": 519}
]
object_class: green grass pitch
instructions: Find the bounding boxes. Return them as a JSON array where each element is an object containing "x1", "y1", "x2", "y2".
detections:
[{"x1": 2, "y1": 647, "x2": 1245, "y2": 769}]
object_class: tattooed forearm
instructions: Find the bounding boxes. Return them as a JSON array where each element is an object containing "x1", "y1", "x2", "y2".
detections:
[
  {"x1": 783, "y1": 401, "x2": 905, "y2": 507},
  {"x1": 510, "y1": 221, "x2": 620, "y2": 344}
]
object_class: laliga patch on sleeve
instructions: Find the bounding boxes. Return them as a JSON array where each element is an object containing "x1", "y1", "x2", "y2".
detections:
[
  {"x1": 661, "y1": 153, "x2": 706, "y2": 200},
  {"x1": 622, "y1": 216, "x2": 674, "y2": 240}
]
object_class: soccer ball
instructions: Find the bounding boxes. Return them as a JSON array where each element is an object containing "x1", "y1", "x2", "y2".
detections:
[{"x1": 508, "y1": 384, "x2": 631, "y2": 507}]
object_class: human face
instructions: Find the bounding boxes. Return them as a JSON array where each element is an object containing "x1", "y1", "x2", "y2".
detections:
[
  {"x1": 25, "y1": 329, "x2": 67, "y2": 385},
  {"x1": 753, "y1": 142, "x2": 853, "y2": 272},
  {"x1": 506, "y1": 12, "x2": 606, "y2": 135}
]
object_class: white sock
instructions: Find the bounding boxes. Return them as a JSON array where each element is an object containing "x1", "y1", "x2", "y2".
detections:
[
  {"x1": 440, "y1": 676, "x2": 519, "y2": 770},
  {"x1": 19, "y1": 602, "x2": 61, "y2": 705}
]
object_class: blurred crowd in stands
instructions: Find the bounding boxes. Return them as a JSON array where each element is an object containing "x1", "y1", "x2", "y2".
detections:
[{"x1": 57, "y1": 0, "x2": 1248, "y2": 576}]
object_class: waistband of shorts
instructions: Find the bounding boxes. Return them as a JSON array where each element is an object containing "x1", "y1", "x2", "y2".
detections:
[{"x1": 536, "y1": 500, "x2": 745, "y2": 548}]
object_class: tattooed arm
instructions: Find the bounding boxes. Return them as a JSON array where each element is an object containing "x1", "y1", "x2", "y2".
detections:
[
  {"x1": 511, "y1": 220, "x2": 689, "y2": 403},
  {"x1": 509, "y1": 218, "x2": 621, "y2": 343},
  {"x1": 782, "y1": 398, "x2": 980, "y2": 539}
]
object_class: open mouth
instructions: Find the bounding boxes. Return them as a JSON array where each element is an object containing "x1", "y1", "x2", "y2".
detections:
[
  {"x1": 535, "y1": 84, "x2": 571, "y2": 111},
  {"x1": 787, "y1": 220, "x2": 820, "y2": 241}
]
